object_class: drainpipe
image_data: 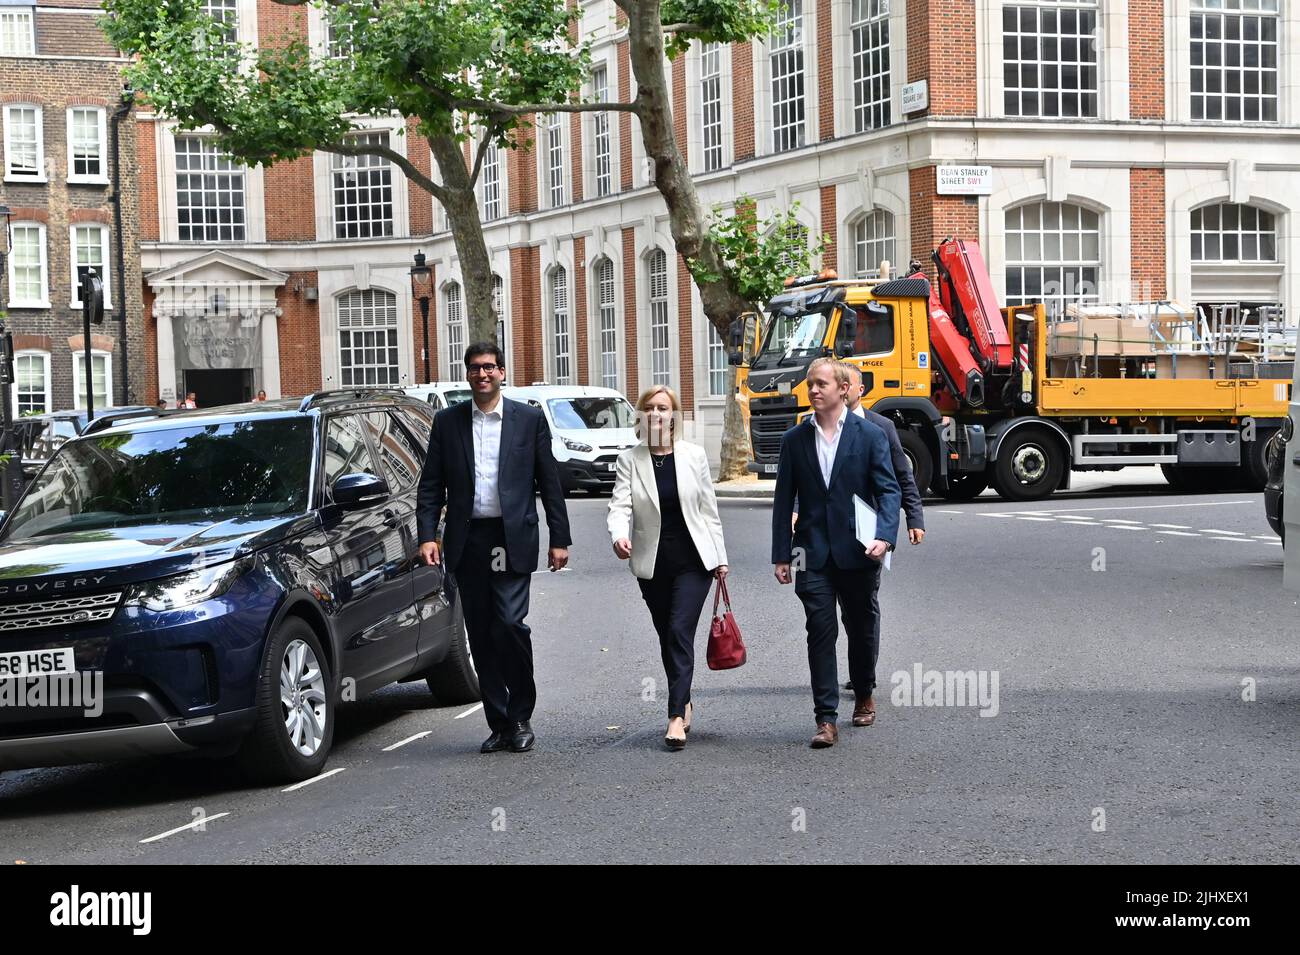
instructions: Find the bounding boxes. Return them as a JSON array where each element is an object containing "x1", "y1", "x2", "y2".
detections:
[{"x1": 110, "y1": 87, "x2": 135, "y2": 405}]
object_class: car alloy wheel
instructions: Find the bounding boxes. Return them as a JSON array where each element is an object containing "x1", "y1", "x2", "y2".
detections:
[{"x1": 281, "y1": 638, "x2": 328, "y2": 757}]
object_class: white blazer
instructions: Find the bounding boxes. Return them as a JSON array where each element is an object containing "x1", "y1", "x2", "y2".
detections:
[{"x1": 607, "y1": 440, "x2": 728, "y2": 580}]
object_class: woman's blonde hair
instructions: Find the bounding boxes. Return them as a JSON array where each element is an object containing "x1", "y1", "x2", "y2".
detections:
[{"x1": 634, "y1": 384, "x2": 682, "y2": 444}]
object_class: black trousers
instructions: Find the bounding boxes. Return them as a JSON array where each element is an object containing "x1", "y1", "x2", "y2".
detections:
[
  {"x1": 454, "y1": 518, "x2": 535, "y2": 733},
  {"x1": 637, "y1": 566, "x2": 714, "y2": 719},
  {"x1": 795, "y1": 560, "x2": 881, "y2": 725}
]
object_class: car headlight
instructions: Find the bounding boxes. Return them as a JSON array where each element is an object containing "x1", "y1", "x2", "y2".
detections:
[
  {"x1": 124, "y1": 558, "x2": 253, "y2": 612},
  {"x1": 562, "y1": 438, "x2": 593, "y2": 453}
]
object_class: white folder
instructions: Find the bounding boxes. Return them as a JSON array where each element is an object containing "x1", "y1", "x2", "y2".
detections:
[{"x1": 854, "y1": 494, "x2": 891, "y2": 570}]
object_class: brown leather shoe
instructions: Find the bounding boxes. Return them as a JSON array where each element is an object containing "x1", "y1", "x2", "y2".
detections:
[
  {"x1": 852, "y1": 694, "x2": 876, "y2": 727},
  {"x1": 810, "y1": 722, "x2": 839, "y2": 748}
]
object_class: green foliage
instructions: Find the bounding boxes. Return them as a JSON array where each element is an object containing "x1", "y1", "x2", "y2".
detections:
[
  {"x1": 688, "y1": 199, "x2": 828, "y2": 309},
  {"x1": 101, "y1": 0, "x2": 590, "y2": 166},
  {"x1": 661, "y1": 0, "x2": 780, "y2": 57}
]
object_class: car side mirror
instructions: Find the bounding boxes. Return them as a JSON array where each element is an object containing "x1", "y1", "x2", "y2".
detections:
[
  {"x1": 331, "y1": 472, "x2": 390, "y2": 509},
  {"x1": 837, "y1": 311, "x2": 858, "y2": 357}
]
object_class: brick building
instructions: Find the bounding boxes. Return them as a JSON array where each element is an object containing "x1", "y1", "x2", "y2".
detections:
[
  {"x1": 0, "y1": 0, "x2": 145, "y2": 414},
  {"x1": 134, "y1": 0, "x2": 1299, "y2": 464}
]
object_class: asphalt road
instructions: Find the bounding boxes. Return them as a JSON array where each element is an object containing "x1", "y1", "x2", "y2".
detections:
[{"x1": 1, "y1": 478, "x2": 1296, "y2": 864}]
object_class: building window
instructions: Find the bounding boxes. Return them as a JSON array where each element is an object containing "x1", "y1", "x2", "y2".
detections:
[
  {"x1": 67, "y1": 107, "x2": 107, "y2": 182},
  {"x1": 201, "y1": 0, "x2": 239, "y2": 46},
  {"x1": 700, "y1": 42, "x2": 725, "y2": 171},
  {"x1": 777, "y1": 221, "x2": 810, "y2": 274},
  {"x1": 1002, "y1": 2, "x2": 1099, "y2": 119},
  {"x1": 595, "y1": 257, "x2": 618, "y2": 389},
  {"x1": 333, "y1": 131, "x2": 394, "y2": 238},
  {"x1": 72, "y1": 351, "x2": 112, "y2": 411},
  {"x1": 338, "y1": 289, "x2": 400, "y2": 386},
  {"x1": 71, "y1": 225, "x2": 112, "y2": 308},
  {"x1": 854, "y1": 209, "x2": 896, "y2": 278},
  {"x1": 175, "y1": 136, "x2": 246, "y2": 241},
  {"x1": 708, "y1": 323, "x2": 728, "y2": 397},
  {"x1": 851, "y1": 0, "x2": 891, "y2": 132},
  {"x1": 0, "y1": 9, "x2": 35, "y2": 56},
  {"x1": 769, "y1": 0, "x2": 806, "y2": 153},
  {"x1": 648, "y1": 250, "x2": 671, "y2": 386},
  {"x1": 3, "y1": 105, "x2": 43, "y2": 180},
  {"x1": 6, "y1": 223, "x2": 47, "y2": 307},
  {"x1": 544, "y1": 113, "x2": 566, "y2": 207},
  {"x1": 444, "y1": 282, "x2": 465, "y2": 380},
  {"x1": 1192, "y1": 0, "x2": 1279, "y2": 122},
  {"x1": 492, "y1": 274, "x2": 508, "y2": 355},
  {"x1": 551, "y1": 267, "x2": 572, "y2": 385},
  {"x1": 481, "y1": 139, "x2": 502, "y2": 220},
  {"x1": 1004, "y1": 201, "x2": 1101, "y2": 315},
  {"x1": 591, "y1": 66, "x2": 613, "y2": 197},
  {"x1": 15, "y1": 352, "x2": 51, "y2": 416},
  {"x1": 326, "y1": 6, "x2": 358, "y2": 59},
  {"x1": 1191, "y1": 203, "x2": 1277, "y2": 262}
]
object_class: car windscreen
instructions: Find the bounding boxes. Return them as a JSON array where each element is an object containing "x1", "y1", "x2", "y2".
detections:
[
  {"x1": 2, "y1": 419, "x2": 314, "y2": 541},
  {"x1": 546, "y1": 397, "x2": 636, "y2": 431},
  {"x1": 443, "y1": 389, "x2": 472, "y2": 405},
  {"x1": 751, "y1": 306, "x2": 831, "y2": 369}
]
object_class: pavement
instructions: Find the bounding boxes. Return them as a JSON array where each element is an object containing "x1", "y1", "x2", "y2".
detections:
[{"x1": 0, "y1": 480, "x2": 1295, "y2": 864}]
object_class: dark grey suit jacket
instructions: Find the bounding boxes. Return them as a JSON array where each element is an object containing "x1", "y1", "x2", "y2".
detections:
[
  {"x1": 415, "y1": 397, "x2": 572, "y2": 574},
  {"x1": 860, "y1": 409, "x2": 926, "y2": 531}
]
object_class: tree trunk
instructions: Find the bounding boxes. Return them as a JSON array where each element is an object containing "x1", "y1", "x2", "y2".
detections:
[
  {"x1": 429, "y1": 132, "x2": 500, "y2": 347},
  {"x1": 626, "y1": 0, "x2": 754, "y2": 481}
]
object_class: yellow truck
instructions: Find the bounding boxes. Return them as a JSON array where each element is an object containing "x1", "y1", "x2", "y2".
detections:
[{"x1": 735, "y1": 240, "x2": 1292, "y2": 501}]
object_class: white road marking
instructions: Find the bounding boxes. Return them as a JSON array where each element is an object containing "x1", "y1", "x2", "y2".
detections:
[
  {"x1": 532, "y1": 567, "x2": 571, "y2": 575},
  {"x1": 383, "y1": 731, "x2": 431, "y2": 752},
  {"x1": 139, "y1": 812, "x2": 231, "y2": 844},
  {"x1": 984, "y1": 500, "x2": 1252, "y2": 516},
  {"x1": 1016, "y1": 516, "x2": 1055, "y2": 522},
  {"x1": 1052, "y1": 515, "x2": 1093, "y2": 520},
  {"x1": 979, "y1": 513, "x2": 1018, "y2": 518},
  {"x1": 1199, "y1": 529, "x2": 1243, "y2": 535},
  {"x1": 1101, "y1": 519, "x2": 1144, "y2": 524},
  {"x1": 1109, "y1": 525, "x2": 1149, "y2": 531},
  {"x1": 1253, "y1": 534, "x2": 1280, "y2": 540},
  {"x1": 281, "y1": 767, "x2": 346, "y2": 793},
  {"x1": 1149, "y1": 524, "x2": 1192, "y2": 529},
  {"x1": 454, "y1": 702, "x2": 485, "y2": 720},
  {"x1": 1208, "y1": 536, "x2": 1255, "y2": 543},
  {"x1": 1061, "y1": 520, "x2": 1099, "y2": 526},
  {"x1": 1265, "y1": 541, "x2": 1283, "y2": 546},
  {"x1": 1154, "y1": 530, "x2": 1202, "y2": 537},
  {"x1": 932, "y1": 509, "x2": 965, "y2": 514}
]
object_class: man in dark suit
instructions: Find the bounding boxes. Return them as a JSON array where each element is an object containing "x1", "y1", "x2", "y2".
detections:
[
  {"x1": 416, "y1": 342, "x2": 571, "y2": 754},
  {"x1": 772, "y1": 357, "x2": 901, "y2": 748},
  {"x1": 841, "y1": 362, "x2": 926, "y2": 716}
]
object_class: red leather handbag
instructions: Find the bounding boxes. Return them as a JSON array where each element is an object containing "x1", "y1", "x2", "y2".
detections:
[{"x1": 707, "y1": 577, "x2": 747, "y2": 670}]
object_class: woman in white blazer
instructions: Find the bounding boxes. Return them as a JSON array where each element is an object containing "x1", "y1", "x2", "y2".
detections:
[{"x1": 608, "y1": 385, "x2": 728, "y2": 750}]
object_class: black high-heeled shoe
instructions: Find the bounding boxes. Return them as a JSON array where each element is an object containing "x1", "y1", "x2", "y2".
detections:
[{"x1": 683, "y1": 701, "x2": 693, "y2": 735}]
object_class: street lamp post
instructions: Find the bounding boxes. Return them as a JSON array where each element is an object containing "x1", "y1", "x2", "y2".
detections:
[
  {"x1": 0, "y1": 203, "x2": 24, "y2": 512},
  {"x1": 409, "y1": 250, "x2": 433, "y2": 385}
]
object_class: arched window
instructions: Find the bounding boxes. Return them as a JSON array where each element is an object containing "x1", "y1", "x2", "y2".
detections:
[
  {"x1": 648, "y1": 250, "x2": 671, "y2": 385},
  {"x1": 443, "y1": 282, "x2": 464, "y2": 379},
  {"x1": 1004, "y1": 201, "x2": 1100, "y2": 315},
  {"x1": 337, "y1": 289, "x2": 399, "y2": 386},
  {"x1": 594, "y1": 258, "x2": 618, "y2": 389},
  {"x1": 551, "y1": 267, "x2": 572, "y2": 384},
  {"x1": 853, "y1": 209, "x2": 896, "y2": 278},
  {"x1": 1191, "y1": 203, "x2": 1277, "y2": 262}
]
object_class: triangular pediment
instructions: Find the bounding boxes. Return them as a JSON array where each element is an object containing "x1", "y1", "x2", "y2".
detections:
[{"x1": 146, "y1": 251, "x2": 288, "y2": 288}]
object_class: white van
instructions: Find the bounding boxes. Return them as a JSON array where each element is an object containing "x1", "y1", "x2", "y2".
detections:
[
  {"x1": 503, "y1": 385, "x2": 639, "y2": 494},
  {"x1": 403, "y1": 382, "x2": 473, "y2": 410}
]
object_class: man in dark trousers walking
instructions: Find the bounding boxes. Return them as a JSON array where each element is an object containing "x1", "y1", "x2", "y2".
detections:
[
  {"x1": 772, "y1": 358, "x2": 901, "y2": 748},
  {"x1": 841, "y1": 362, "x2": 926, "y2": 715},
  {"x1": 416, "y1": 342, "x2": 571, "y2": 754}
]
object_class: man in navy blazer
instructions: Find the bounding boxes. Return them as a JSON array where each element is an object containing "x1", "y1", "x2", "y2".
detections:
[
  {"x1": 417, "y1": 342, "x2": 571, "y2": 754},
  {"x1": 772, "y1": 358, "x2": 901, "y2": 748}
]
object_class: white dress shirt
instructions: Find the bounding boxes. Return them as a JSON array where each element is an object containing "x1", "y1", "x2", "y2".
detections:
[
  {"x1": 471, "y1": 400, "x2": 504, "y2": 518},
  {"x1": 813, "y1": 404, "x2": 848, "y2": 486}
]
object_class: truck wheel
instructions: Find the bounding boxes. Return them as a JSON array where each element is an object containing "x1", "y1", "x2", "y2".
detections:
[
  {"x1": 238, "y1": 617, "x2": 335, "y2": 784},
  {"x1": 426, "y1": 597, "x2": 481, "y2": 706},
  {"x1": 938, "y1": 473, "x2": 989, "y2": 501},
  {"x1": 1239, "y1": 428, "x2": 1275, "y2": 490},
  {"x1": 896, "y1": 429, "x2": 934, "y2": 500},
  {"x1": 991, "y1": 426, "x2": 1065, "y2": 501}
]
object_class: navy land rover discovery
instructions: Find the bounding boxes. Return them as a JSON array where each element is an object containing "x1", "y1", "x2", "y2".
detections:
[{"x1": 0, "y1": 390, "x2": 478, "y2": 782}]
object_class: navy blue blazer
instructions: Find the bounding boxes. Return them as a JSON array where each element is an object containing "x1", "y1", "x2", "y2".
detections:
[
  {"x1": 771, "y1": 412, "x2": 902, "y2": 570},
  {"x1": 416, "y1": 397, "x2": 572, "y2": 574}
]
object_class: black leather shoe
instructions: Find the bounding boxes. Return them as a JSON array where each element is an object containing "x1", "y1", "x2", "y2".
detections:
[
  {"x1": 480, "y1": 731, "x2": 510, "y2": 754},
  {"x1": 509, "y1": 721, "x2": 535, "y2": 753}
]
